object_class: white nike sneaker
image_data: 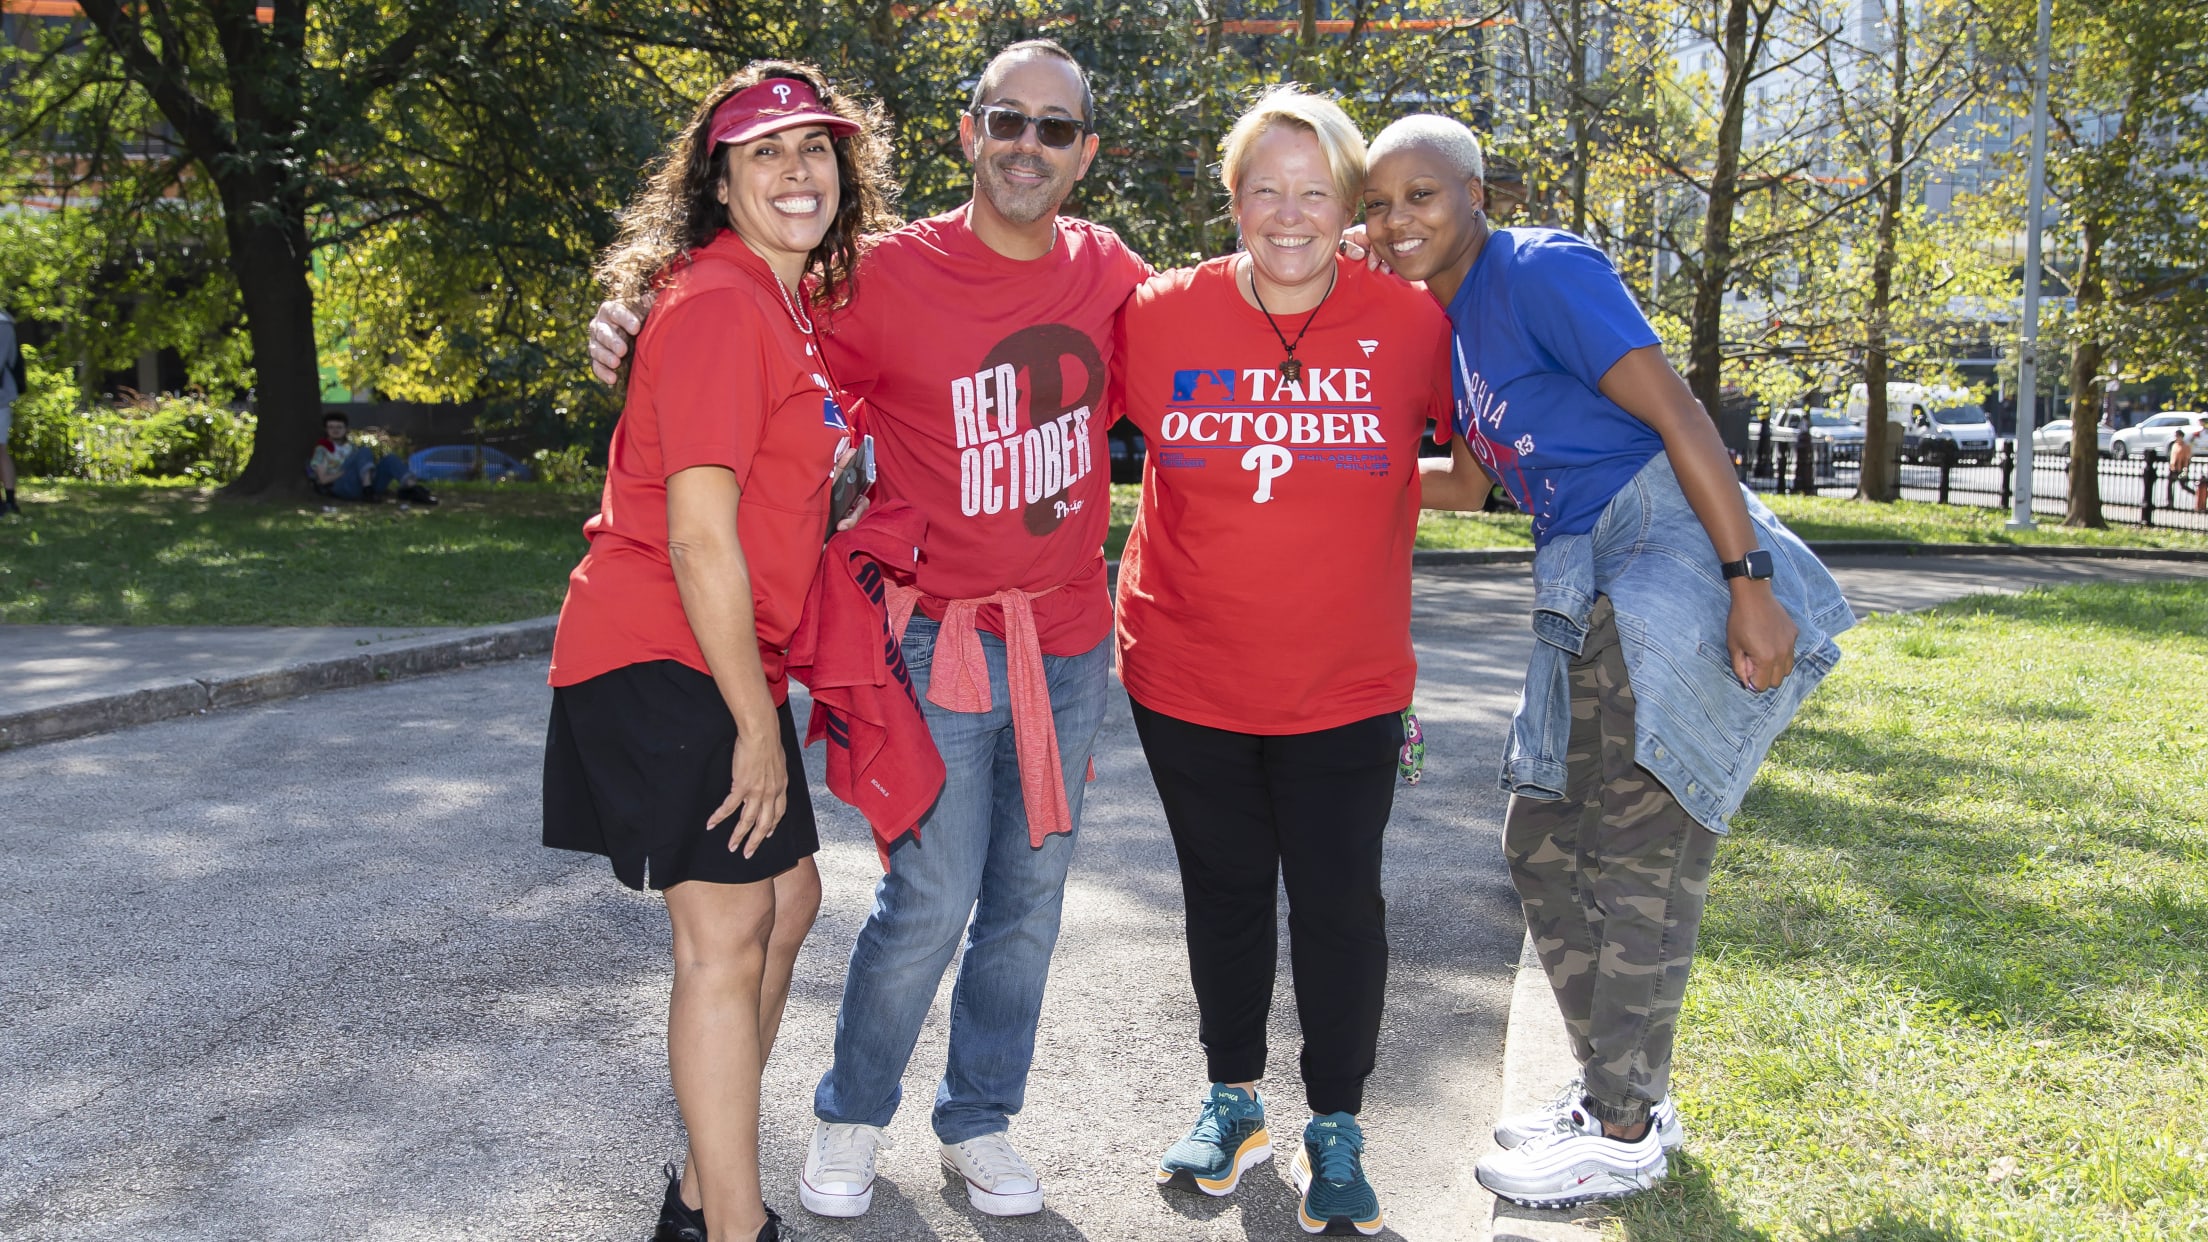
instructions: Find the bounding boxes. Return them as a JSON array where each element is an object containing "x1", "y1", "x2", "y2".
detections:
[
  {"x1": 1476, "y1": 1099, "x2": 1668, "y2": 1209},
  {"x1": 799, "y1": 1120, "x2": 889, "y2": 1218},
  {"x1": 1491, "y1": 1076, "x2": 1684, "y2": 1151},
  {"x1": 940, "y1": 1131, "x2": 1045, "y2": 1216}
]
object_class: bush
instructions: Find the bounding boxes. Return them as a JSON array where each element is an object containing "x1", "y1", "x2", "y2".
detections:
[
  {"x1": 7, "y1": 351, "x2": 83, "y2": 477},
  {"x1": 529, "y1": 443, "x2": 601, "y2": 485},
  {"x1": 6, "y1": 363, "x2": 255, "y2": 484}
]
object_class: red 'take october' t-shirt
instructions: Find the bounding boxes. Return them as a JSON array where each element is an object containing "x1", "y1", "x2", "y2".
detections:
[
  {"x1": 1112, "y1": 254, "x2": 1453, "y2": 734},
  {"x1": 550, "y1": 230, "x2": 851, "y2": 702},
  {"x1": 820, "y1": 207, "x2": 1150, "y2": 656}
]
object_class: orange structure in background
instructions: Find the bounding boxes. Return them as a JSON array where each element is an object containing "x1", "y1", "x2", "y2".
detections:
[{"x1": 2, "y1": 0, "x2": 275, "y2": 19}]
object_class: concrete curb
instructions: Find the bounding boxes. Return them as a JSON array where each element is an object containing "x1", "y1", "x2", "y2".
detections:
[
  {"x1": 1801, "y1": 540, "x2": 2208, "y2": 561},
  {"x1": 1413, "y1": 540, "x2": 2208, "y2": 570},
  {"x1": 0, "y1": 616, "x2": 557, "y2": 753},
  {"x1": 1488, "y1": 935, "x2": 1611, "y2": 1242}
]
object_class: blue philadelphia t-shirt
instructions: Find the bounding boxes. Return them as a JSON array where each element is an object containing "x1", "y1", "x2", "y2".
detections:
[{"x1": 1447, "y1": 228, "x2": 1665, "y2": 545}]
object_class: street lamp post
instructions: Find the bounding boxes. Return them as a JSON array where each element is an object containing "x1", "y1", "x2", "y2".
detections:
[{"x1": 2008, "y1": 0, "x2": 2053, "y2": 530}]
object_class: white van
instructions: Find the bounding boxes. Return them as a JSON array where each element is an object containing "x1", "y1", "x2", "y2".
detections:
[{"x1": 1845, "y1": 383, "x2": 1997, "y2": 465}]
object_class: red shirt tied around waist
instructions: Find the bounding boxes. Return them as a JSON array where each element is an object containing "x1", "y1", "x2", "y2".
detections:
[
  {"x1": 819, "y1": 207, "x2": 1151, "y2": 655},
  {"x1": 550, "y1": 228, "x2": 852, "y2": 700},
  {"x1": 1112, "y1": 254, "x2": 1453, "y2": 734}
]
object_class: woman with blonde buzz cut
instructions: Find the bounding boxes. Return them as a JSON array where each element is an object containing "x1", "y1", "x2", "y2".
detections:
[{"x1": 1110, "y1": 87, "x2": 1462, "y2": 1237}]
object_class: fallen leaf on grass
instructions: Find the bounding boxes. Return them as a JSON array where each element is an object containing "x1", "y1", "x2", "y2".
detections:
[{"x1": 1987, "y1": 1155, "x2": 2020, "y2": 1183}]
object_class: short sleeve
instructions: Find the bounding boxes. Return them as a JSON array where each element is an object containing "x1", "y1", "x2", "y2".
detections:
[
  {"x1": 1424, "y1": 320, "x2": 1454, "y2": 445},
  {"x1": 1107, "y1": 300, "x2": 1132, "y2": 428},
  {"x1": 650, "y1": 291, "x2": 772, "y2": 480},
  {"x1": 819, "y1": 282, "x2": 883, "y2": 409},
  {"x1": 1512, "y1": 237, "x2": 1661, "y2": 392}
]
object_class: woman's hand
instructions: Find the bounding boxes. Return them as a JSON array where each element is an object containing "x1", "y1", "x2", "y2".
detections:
[
  {"x1": 709, "y1": 726, "x2": 789, "y2": 858},
  {"x1": 1727, "y1": 583, "x2": 1798, "y2": 692},
  {"x1": 834, "y1": 493, "x2": 872, "y2": 534},
  {"x1": 588, "y1": 295, "x2": 653, "y2": 384},
  {"x1": 1339, "y1": 223, "x2": 1393, "y2": 273}
]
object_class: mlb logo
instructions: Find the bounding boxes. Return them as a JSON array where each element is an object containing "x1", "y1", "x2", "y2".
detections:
[
  {"x1": 1171, "y1": 369, "x2": 1236, "y2": 403},
  {"x1": 822, "y1": 395, "x2": 848, "y2": 430}
]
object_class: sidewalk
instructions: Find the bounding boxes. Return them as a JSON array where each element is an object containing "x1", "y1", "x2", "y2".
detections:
[
  {"x1": 0, "y1": 618, "x2": 556, "y2": 751},
  {"x1": 1, "y1": 551, "x2": 2205, "y2": 1242}
]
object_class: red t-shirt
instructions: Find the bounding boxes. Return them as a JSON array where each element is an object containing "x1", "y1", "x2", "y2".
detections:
[
  {"x1": 1112, "y1": 255, "x2": 1453, "y2": 734},
  {"x1": 821, "y1": 207, "x2": 1150, "y2": 656},
  {"x1": 550, "y1": 230, "x2": 853, "y2": 701}
]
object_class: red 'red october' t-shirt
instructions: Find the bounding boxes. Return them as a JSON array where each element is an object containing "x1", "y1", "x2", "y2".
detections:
[
  {"x1": 550, "y1": 230, "x2": 852, "y2": 700},
  {"x1": 1112, "y1": 254, "x2": 1453, "y2": 734},
  {"x1": 821, "y1": 207, "x2": 1150, "y2": 656}
]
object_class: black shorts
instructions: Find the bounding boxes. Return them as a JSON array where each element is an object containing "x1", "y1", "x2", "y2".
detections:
[{"x1": 543, "y1": 660, "x2": 819, "y2": 890}]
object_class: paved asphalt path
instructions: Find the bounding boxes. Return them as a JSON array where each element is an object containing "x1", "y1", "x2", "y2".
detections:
[{"x1": 6, "y1": 556, "x2": 2206, "y2": 1242}]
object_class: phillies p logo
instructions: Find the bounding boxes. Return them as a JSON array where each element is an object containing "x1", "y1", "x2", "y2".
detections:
[{"x1": 1242, "y1": 445, "x2": 1291, "y2": 502}]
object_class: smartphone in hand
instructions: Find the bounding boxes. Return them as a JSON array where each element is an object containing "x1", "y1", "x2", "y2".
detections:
[{"x1": 826, "y1": 434, "x2": 876, "y2": 541}]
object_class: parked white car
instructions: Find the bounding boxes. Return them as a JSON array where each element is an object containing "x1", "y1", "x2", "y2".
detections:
[
  {"x1": 2110, "y1": 412, "x2": 2207, "y2": 459},
  {"x1": 2030, "y1": 418, "x2": 2115, "y2": 456}
]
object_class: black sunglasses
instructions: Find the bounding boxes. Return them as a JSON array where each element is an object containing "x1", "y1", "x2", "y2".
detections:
[{"x1": 970, "y1": 105, "x2": 1089, "y2": 149}]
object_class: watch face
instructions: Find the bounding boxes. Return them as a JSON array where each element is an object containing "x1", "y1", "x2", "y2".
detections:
[{"x1": 1747, "y1": 549, "x2": 1774, "y2": 578}]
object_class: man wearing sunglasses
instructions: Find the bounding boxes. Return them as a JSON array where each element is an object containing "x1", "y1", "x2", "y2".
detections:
[{"x1": 591, "y1": 38, "x2": 1149, "y2": 1224}]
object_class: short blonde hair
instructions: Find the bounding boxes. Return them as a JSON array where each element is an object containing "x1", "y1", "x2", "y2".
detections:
[{"x1": 1219, "y1": 87, "x2": 1366, "y2": 210}]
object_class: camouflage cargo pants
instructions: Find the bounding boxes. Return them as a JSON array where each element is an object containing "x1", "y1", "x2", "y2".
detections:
[{"x1": 1502, "y1": 595, "x2": 1719, "y2": 1130}]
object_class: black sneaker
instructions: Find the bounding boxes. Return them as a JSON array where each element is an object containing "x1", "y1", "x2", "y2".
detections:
[
  {"x1": 401, "y1": 484, "x2": 439, "y2": 506},
  {"x1": 655, "y1": 1162, "x2": 706, "y2": 1242}
]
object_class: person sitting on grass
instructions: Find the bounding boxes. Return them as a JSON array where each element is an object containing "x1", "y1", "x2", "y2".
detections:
[
  {"x1": 308, "y1": 412, "x2": 435, "y2": 505},
  {"x1": 1360, "y1": 114, "x2": 1855, "y2": 1211}
]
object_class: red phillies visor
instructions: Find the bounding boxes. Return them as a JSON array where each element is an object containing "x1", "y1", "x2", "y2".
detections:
[{"x1": 709, "y1": 78, "x2": 861, "y2": 148}]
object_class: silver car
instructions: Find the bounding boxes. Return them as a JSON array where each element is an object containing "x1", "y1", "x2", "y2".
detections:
[
  {"x1": 2110, "y1": 412, "x2": 2207, "y2": 460},
  {"x1": 2030, "y1": 418, "x2": 2116, "y2": 456}
]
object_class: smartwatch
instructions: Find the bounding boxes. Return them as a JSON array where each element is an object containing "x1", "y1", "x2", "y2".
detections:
[{"x1": 1721, "y1": 549, "x2": 1774, "y2": 582}]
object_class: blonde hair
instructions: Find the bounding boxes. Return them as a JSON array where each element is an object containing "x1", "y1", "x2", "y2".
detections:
[{"x1": 1219, "y1": 87, "x2": 1366, "y2": 209}]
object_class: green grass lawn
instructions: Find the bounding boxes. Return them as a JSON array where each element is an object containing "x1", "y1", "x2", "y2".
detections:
[
  {"x1": 5, "y1": 481, "x2": 2198, "y2": 628},
  {"x1": 1605, "y1": 579, "x2": 2208, "y2": 1242},
  {"x1": 0, "y1": 479, "x2": 596, "y2": 627},
  {"x1": 1760, "y1": 493, "x2": 2208, "y2": 550}
]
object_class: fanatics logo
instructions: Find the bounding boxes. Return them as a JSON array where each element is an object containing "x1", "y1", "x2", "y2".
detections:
[{"x1": 1358, "y1": 339, "x2": 1379, "y2": 357}]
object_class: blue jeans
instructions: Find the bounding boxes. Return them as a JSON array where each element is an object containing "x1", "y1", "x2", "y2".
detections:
[
  {"x1": 329, "y1": 447, "x2": 409, "y2": 501},
  {"x1": 813, "y1": 614, "x2": 1111, "y2": 1143}
]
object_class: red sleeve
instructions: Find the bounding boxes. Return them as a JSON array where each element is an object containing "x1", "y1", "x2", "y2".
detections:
[
  {"x1": 820, "y1": 282, "x2": 884, "y2": 411},
  {"x1": 652, "y1": 290, "x2": 772, "y2": 480},
  {"x1": 1427, "y1": 322, "x2": 1454, "y2": 445},
  {"x1": 1107, "y1": 299, "x2": 1133, "y2": 428}
]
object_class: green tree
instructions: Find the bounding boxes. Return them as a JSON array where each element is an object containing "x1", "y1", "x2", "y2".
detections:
[
  {"x1": 1986, "y1": 0, "x2": 2208, "y2": 525},
  {"x1": 5, "y1": 0, "x2": 660, "y2": 493}
]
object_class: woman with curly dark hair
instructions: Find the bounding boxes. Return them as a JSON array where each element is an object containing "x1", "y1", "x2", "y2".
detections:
[{"x1": 542, "y1": 61, "x2": 896, "y2": 1242}]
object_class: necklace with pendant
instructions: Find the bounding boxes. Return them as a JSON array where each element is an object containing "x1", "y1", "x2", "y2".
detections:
[{"x1": 1248, "y1": 261, "x2": 1335, "y2": 383}]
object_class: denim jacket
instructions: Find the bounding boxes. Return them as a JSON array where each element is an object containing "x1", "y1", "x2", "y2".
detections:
[{"x1": 1502, "y1": 454, "x2": 1855, "y2": 832}]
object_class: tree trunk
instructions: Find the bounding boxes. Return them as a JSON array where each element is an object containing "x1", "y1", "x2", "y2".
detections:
[
  {"x1": 1685, "y1": 0, "x2": 1754, "y2": 424},
  {"x1": 1857, "y1": 0, "x2": 1909, "y2": 502},
  {"x1": 2064, "y1": 218, "x2": 2106, "y2": 526},
  {"x1": 221, "y1": 185, "x2": 326, "y2": 496},
  {"x1": 1569, "y1": 0, "x2": 1588, "y2": 237}
]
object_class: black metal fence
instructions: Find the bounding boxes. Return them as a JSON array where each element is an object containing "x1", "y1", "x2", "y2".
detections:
[{"x1": 1746, "y1": 422, "x2": 2208, "y2": 535}]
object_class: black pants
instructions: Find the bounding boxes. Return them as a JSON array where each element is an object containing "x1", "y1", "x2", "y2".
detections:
[{"x1": 1130, "y1": 699, "x2": 1403, "y2": 1116}]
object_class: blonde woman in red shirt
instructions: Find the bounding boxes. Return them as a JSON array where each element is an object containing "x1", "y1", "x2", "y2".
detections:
[
  {"x1": 541, "y1": 62, "x2": 893, "y2": 1242},
  {"x1": 1113, "y1": 88, "x2": 1455, "y2": 1237}
]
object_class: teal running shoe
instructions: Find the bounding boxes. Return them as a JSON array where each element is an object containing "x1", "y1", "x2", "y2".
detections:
[
  {"x1": 1155, "y1": 1084, "x2": 1271, "y2": 1196},
  {"x1": 1289, "y1": 1112, "x2": 1384, "y2": 1236}
]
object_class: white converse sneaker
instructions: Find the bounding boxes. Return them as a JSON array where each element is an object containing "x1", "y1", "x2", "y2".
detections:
[
  {"x1": 1476, "y1": 1099, "x2": 1668, "y2": 1209},
  {"x1": 799, "y1": 1120, "x2": 888, "y2": 1218},
  {"x1": 940, "y1": 1131, "x2": 1044, "y2": 1216},
  {"x1": 1491, "y1": 1077, "x2": 1684, "y2": 1152}
]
